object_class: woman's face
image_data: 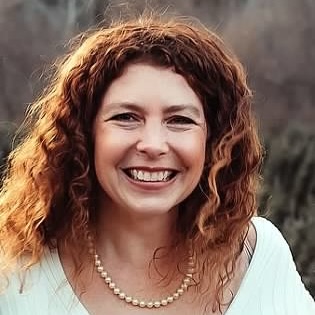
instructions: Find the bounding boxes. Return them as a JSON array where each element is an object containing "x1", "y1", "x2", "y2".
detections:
[{"x1": 93, "y1": 63, "x2": 207, "y2": 217}]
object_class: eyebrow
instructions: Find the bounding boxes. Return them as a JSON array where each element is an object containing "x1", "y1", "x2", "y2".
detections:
[
  {"x1": 104, "y1": 102, "x2": 203, "y2": 118},
  {"x1": 164, "y1": 104, "x2": 202, "y2": 118}
]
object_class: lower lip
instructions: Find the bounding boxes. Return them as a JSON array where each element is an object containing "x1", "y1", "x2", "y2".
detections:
[{"x1": 121, "y1": 171, "x2": 178, "y2": 191}]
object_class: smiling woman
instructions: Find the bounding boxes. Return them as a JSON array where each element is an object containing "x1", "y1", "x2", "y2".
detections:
[{"x1": 0, "y1": 12, "x2": 314, "y2": 315}]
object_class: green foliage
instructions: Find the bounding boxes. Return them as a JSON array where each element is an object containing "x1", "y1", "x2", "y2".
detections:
[{"x1": 259, "y1": 125, "x2": 315, "y2": 296}]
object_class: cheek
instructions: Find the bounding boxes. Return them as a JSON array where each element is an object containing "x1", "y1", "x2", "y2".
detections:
[
  {"x1": 174, "y1": 132, "x2": 206, "y2": 173},
  {"x1": 93, "y1": 127, "x2": 136, "y2": 175},
  {"x1": 94, "y1": 130, "x2": 119, "y2": 170},
  {"x1": 93, "y1": 134, "x2": 123, "y2": 195}
]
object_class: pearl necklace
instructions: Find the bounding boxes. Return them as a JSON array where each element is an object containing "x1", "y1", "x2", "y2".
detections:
[{"x1": 88, "y1": 235, "x2": 195, "y2": 309}]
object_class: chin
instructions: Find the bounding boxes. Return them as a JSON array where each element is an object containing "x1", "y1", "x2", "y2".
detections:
[{"x1": 125, "y1": 202, "x2": 177, "y2": 217}]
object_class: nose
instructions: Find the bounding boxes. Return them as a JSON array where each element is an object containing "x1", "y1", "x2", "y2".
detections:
[{"x1": 136, "y1": 123, "x2": 169, "y2": 158}]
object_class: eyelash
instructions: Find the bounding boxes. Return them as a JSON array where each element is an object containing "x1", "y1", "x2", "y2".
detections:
[
  {"x1": 111, "y1": 113, "x2": 139, "y2": 122},
  {"x1": 110, "y1": 113, "x2": 196, "y2": 125},
  {"x1": 167, "y1": 115, "x2": 196, "y2": 125}
]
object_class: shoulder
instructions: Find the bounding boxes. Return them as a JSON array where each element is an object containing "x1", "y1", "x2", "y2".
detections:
[
  {"x1": 248, "y1": 216, "x2": 300, "y2": 273},
  {"x1": 245, "y1": 216, "x2": 315, "y2": 314},
  {"x1": 0, "y1": 248, "x2": 62, "y2": 314},
  {"x1": 244, "y1": 216, "x2": 288, "y2": 261},
  {"x1": 250, "y1": 216, "x2": 290, "y2": 253},
  {"x1": 250, "y1": 215, "x2": 282, "y2": 237}
]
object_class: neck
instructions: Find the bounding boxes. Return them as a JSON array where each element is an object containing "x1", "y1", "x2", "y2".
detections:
[{"x1": 94, "y1": 201, "x2": 180, "y2": 270}]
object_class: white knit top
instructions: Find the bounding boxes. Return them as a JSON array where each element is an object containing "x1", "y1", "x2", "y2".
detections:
[{"x1": 1, "y1": 217, "x2": 314, "y2": 314}]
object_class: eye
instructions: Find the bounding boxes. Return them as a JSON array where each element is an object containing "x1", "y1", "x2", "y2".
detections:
[
  {"x1": 167, "y1": 115, "x2": 196, "y2": 125},
  {"x1": 110, "y1": 113, "x2": 139, "y2": 122}
]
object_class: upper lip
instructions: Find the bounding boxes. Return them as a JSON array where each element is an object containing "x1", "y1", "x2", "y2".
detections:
[{"x1": 122, "y1": 166, "x2": 179, "y2": 172}]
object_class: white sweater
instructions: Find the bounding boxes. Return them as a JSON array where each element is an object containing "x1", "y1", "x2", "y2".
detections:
[{"x1": 1, "y1": 217, "x2": 314, "y2": 314}]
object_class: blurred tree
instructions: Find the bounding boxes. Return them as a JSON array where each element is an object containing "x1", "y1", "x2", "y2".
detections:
[
  {"x1": 223, "y1": 0, "x2": 315, "y2": 131},
  {"x1": 0, "y1": 0, "x2": 109, "y2": 122},
  {"x1": 259, "y1": 125, "x2": 315, "y2": 296}
]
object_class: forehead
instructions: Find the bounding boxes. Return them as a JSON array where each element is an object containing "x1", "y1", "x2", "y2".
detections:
[{"x1": 101, "y1": 62, "x2": 204, "y2": 113}]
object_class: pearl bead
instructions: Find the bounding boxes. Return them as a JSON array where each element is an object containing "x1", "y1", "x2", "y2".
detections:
[
  {"x1": 161, "y1": 299, "x2": 168, "y2": 306},
  {"x1": 97, "y1": 266, "x2": 103, "y2": 272},
  {"x1": 184, "y1": 277, "x2": 191, "y2": 284},
  {"x1": 113, "y1": 288, "x2": 120, "y2": 295},
  {"x1": 132, "y1": 299, "x2": 139, "y2": 306},
  {"x1": 139, "y1": 301, "x2": 146, "y2": 308},
  {"x1": 154, "y1": 301, "x2": 161, "y2": 308},
  {"x1": 119, "y1": 292, "x2": 126, "y2": 299},
  {"x1": 173, "y1": 292, "x2": 179, "y2": 299},
  {"x1": 100, "y1": 271, "x2": 108, "y2": 278},
  {"x1": 177, "y1": 288, "x2": 184, "y2": 295},
  {"x1": 95, "y1": 260, "x2": 101, "y2": 267},
  {"x1": 105, "y1": 277, "x2": 111, "y2": 283},
  {"x1": 109, "y1": 282, "x2": 115, "y2": 289},
  {"x1": 167, "y1": 296, "x2": 174, "y2": 303},
  {"x1": 181, "y1": 283, "x2": 188, "y2": 290},
  {"x1": 125, "y1": 296, "x2": 132, "y2": 303},
  {"x1": 147, "y1": 302, "x2": 154, "y2": 308}
]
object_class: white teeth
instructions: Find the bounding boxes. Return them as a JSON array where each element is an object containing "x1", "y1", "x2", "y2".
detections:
[
  {"x1": 163, "y1": 171, "x2": 168, "y2": 180},
  {"x1": 128, "y1": 169, "x2": 174, "y2": 182},
  {"x1": 151, "y1": 172, "x2": 158, "y2": 181},
  {"x1": 138, "y1": 170, "x2": 144, "y2": 180},
  {"x1": 143, "y1": 172, "x2": 150, "y2": 181},
  {"x1": 131, "y1": 169, "x2": 137, "y2": 179}
]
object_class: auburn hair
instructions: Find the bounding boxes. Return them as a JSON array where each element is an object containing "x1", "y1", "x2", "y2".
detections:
[{"x1": 0, "y1": 14, "x2": 263, "y2": 312}]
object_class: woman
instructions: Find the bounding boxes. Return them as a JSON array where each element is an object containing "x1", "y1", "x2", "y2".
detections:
[{"x1": 0, "y1": 14, "x2": 314, "y2": 315}]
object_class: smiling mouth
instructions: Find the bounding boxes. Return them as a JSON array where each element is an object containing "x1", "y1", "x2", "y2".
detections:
[{"x1": 123, "y1": 169, "x2": 178, "y2": 182}]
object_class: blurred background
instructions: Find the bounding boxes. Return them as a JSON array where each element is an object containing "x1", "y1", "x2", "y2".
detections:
[{"x1": 0, "y1": 0, "x2": 314, "y2": 296}]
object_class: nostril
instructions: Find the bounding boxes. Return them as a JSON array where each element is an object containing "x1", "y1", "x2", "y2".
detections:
[{"x1": 135, "y1": 141, "x2": 169, "y2": 157}]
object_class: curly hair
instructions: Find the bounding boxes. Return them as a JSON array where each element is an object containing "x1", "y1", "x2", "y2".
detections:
[{"x1": 0, "y1": 14, "x2": 263, "y2": 312}]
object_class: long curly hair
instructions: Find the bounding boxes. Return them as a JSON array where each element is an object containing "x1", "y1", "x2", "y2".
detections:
[{"x1": 0, "y1": 14, "x2": 262, "y2": 311}]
